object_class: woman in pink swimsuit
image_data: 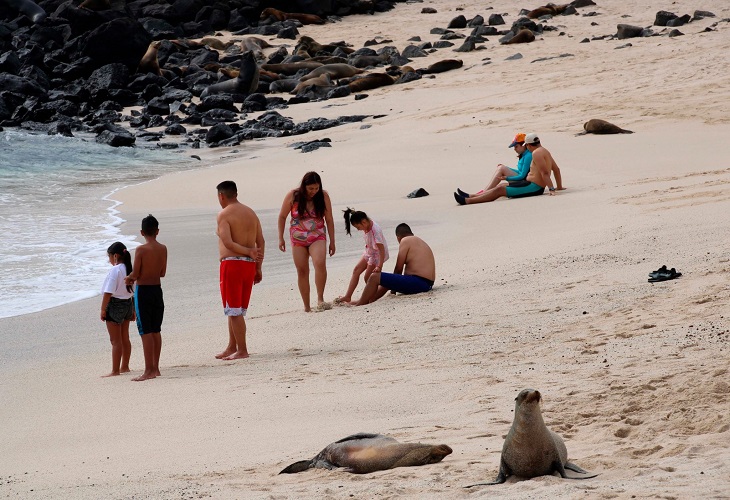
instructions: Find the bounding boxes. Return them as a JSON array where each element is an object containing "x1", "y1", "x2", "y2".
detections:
[{"x1": 278, "y1": 172, "x2": 336, "y2": 312}]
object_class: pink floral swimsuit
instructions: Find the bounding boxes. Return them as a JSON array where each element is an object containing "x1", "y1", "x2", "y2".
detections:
[{"x1": 290, "y1": 202, "x2": 326, "y2": 247}]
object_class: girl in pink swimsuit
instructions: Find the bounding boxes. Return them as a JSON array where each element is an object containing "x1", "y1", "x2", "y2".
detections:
[{"x1": 278, "y1": 172, "x2": 336, "y2": 312}]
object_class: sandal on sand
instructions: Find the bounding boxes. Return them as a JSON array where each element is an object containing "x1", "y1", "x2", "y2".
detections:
[
  {"x1": 648, "y1": 268, "x2": 682, "y2": 283},
  {"x1": 648, "y1": 265, "x2": 668, "y2": 278}
]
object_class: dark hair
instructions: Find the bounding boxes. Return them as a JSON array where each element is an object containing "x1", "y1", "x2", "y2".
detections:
[
  {"x1": 216, "y1": 180, "x2": 237, "y2": 198},
  {"x1": 293, "y1": 171, "x2": 325, "y2": 218},
  {"x1": 141, "y1": 214, "x2": 158, "y2": 236},
  {"x1": 107, "y1": 241, "x2": 133, "y2": 292},
  {"x1": 395, "y1": 223, "x2": 413, "y2": 238},
  {"x1": 343, "y1": 207, "x2": 369, "y2": 236}
]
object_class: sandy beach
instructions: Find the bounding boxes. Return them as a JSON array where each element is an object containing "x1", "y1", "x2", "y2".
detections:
[{"x1": 2, "y1": 0, "x2": 729, "y2": 498}]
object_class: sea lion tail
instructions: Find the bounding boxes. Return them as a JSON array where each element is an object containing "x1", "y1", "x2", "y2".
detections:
[
  {"x1": 279, "y1": 460, "x2": 313, "y2": 474},
  {"x1": 621, "y1": 129, "x2": 634, "y2": 134}
]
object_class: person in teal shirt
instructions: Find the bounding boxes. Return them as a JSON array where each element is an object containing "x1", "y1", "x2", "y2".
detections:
[{"x1": 456, "y1": 133, "x2": 532, "y2": 199}]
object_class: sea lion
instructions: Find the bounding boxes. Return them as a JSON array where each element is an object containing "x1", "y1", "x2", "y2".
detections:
[
  {"x1": 295, "y1": 36, "x2": 355, "y2": 57},
  {"x1": 292, "y1": 73, "x2": 333, "y2": 95},
  {"x1": 269, "y1": 78, "x2": 299, "y2": 93},
  {"x1": 3, "y1": 0, "x2": 46, "y2": 23},
  {"x1": 417, "y1": 59, "x2": 463, "y2": 74},
  {"x1": 347, "y1": 73, "x2": 395, "y2": 92},
  {"x1": 200, "y1": 50, "x2": 259, "y2": 98},
  {"x1": 527, "y1": 3, "x2": 570, "y2": 18},
  {"x1": 137, "y1": 41, "x2": 162, "y2": 76},
  {"x1": 581, "y1": 118, "x2": 634, "y2": 135},
  {"x1": 502, "y1": 28, "x2": 536, "y2": 45},
  {"x1": 299, "y1": 63, "x2": 363, "y2": 81},
  {"x1": 261, "y1": 61, "x2": 323, "y2": 75},
  {"x1": 280, "y1": 433, "x2": 452, "y2": 474},
  {"x1": 171, "y1": 38, "x2": 234, "y2": 51},
  {"x1": 465, "y1": 389, "x2": 597, "y2": 488},
  {"x1": 260, "y1": 7, "x2": 325, "y2": 25}
]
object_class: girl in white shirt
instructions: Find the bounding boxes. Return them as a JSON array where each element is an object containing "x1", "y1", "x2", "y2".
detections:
[{"x1": 100, "y1": 241, "x2": 134, "y2": 377}]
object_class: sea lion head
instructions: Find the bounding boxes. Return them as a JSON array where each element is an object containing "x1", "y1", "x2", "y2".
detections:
[
  {"x1": 427, "y1": 444, "x2": 453, "y2": 463},
  {"x1": 516, "y1": 388, "x2": 542, "y2": 406}
]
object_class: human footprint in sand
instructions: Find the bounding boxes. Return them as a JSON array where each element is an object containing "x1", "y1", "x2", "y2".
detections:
[
  {"x1": 336, "y1": 208, "x2": 389, "y2": 304},
  {"x1": 99, "y1": 242, "x2": 134, "y2": 377},
  {"x1": 454, "y1": 133, "x2": 564, "y2": 205},
  {"x1": 350, "y1": 223, "x2": 435, "y2": 306},
  {"x1": 278, "y1": 171, "x2": 336, "y2": 312},
  {"x1": 215, "y1": 181, "x2": 265, "y2": 361},
  {"x1": 125, "y1": 214, "x2": 167, "y2": 382}
]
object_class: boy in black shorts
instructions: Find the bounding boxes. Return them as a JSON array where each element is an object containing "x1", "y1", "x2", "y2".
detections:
[{"x1": 125, "y1": 215, "x2": 168, "y2": 381}]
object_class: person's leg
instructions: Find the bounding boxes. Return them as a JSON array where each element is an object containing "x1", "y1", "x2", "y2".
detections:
[
  {"x1": 102, "y1": 321, "x2": 122, "y2": 377},
  {"x1": 216, "y1": 320, "x2": 237, "y2": 359},
  {"x1": 152, "y1": 332, "x2": 162, "y2": 376},
  {"x1": 223, "y1": 315, "x2": 249, "y2": 360},
  {"x1": 466, "y1": 185, "x2": 507, "y2": 204},
  {"x1": 354, "y1": 272, "x2": 384, "y2": 305},
  {"x1": 120, "y1": 319, "x2": 131, "y2": 373},
  {"x1": 482, "y1": 165, "x2": 518, "y2": 191},
  {"x1": 216, "y1": 261, "x2": 237, "y2": 359},
  {"x1": 309, "y1": 240, "x2": 328, "y2": 306},
  {"x1": 132, "y1": 334, "x2": 156, "y2": 381},
  {"x1": 340, "y1": 257, "x2": 368, "y2": 302},
  {"x1": 292, "y1": 244, "x2": 312, "y2": 312}
]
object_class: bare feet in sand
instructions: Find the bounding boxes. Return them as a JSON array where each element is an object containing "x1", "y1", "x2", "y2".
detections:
[
  {"x1": 101, "y1": 372, "x2": 120, "y2": 378},
  {"x1": 215, "y1": 349, "x2": 235, "y2": 359},
  {"x1": 120, "y1": 367, "x2": 130, "y2": 373},
  {"x1": 333, "y1": 296, "x2": 351, "y2": 306},
  {"x1": 223, "y1": 352, "x2": 250, "y2": 360},
  {"x1": 132, "y1": 372, "x2": 156, "y2": 382}
]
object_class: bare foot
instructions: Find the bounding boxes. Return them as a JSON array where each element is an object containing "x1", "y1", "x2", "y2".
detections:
[
  {"x1": 215, "y1": 349, "x2": 235, "y2": 359},
  {"x1": 132, "y1": 372, "x2": 156, "y2": 382},
  {"x1": 120, "y1": 367, "x2": 130, "y2": 373},
  {"x1": 304, "y1": 305, "x2": 312, "y2": 312},
  {"x1": 154, "y1": 370, "x2": 161, "y2": 377},
  {"x1": 223, "y1": 352, "x2": 250, "y2": 360},
  {"x1": 333, "y1": 296, "x2": 351, "y2": 305},
  {"x1": 101, "y1": 372, "x2": 120, "y2": 378}
]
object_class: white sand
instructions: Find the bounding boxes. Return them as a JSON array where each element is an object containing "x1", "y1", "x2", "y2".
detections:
[{"x1": 3, "y1": 0, "x2": 730, "y2": 498}]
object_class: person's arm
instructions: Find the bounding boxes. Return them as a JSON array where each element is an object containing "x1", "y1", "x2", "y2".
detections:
[
  {"x1": 323, "y1": 191, "x2": 335, "y2": 256},
  {"x1": 254, "y1": 218, "x2": 265, "y2": 284},
  {"x1": 533, "y1": 153, "x2": 555, "y2": 194},
  {"x1": 217, "y1": 214, "x2": 258, "y2": 259},
  {"x1": 374, "y1": 243, "x2": 385, "y2": 272},
  {"x1": 100, "y1": 292, "x2": 112, "y2": 321},
  {"x1": 277, "y1": 191, "x2": 293, "y2": 252},
  {"x1": 551, "y1": 162, "x2": 564, "y2": 190},
  {"x1": 392, "y1": 243, "x2": 408, "y2": 275},
  {"x1": 506, "y1": 151, "x2": 531, "y2": 181},
  {"x1": 125, "y1": 249, "x2": 143, "y2": 285},
  {"x1": 160, "y1": 245, "x2": 167, "y2": 278}
]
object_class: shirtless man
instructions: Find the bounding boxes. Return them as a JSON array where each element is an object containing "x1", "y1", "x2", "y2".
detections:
[
  {"x1": 352, "y1": 223, "x2": 435, "y2": 306},
  {"x1": 454, "y1": 132, "x2": 564, "y2": 205},
  {"x1": 215, "y1": 180, "x2": 265, "y2": 360}
]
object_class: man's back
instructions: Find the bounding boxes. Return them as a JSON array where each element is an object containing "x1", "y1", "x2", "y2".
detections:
[
  {"x1": 135, "y1": 240, "x2": 167, "y2": 286},
  {"x1": 402, "y1": 236, "x2": 436, "y2": 281},
  {"x1": 218, "y1": 201, "x2": 260, "y2": 258}
]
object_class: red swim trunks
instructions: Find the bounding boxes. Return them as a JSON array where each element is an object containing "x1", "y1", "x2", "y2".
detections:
[{"x1": 219, "y1": 257, "x2": 256, "y2": 316}]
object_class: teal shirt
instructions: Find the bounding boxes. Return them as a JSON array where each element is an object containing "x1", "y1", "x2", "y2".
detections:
[{"x1": 505, "y1": 150, "x2": 533, "y2": 182}]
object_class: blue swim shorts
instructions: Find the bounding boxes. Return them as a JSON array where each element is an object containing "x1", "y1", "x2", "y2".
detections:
[
  {"x1": 379, "y1": 273, "x2": 434, "y2": 295},
  {"x1": 505, "y1": 180, "x2": 545, "y2": 199}
]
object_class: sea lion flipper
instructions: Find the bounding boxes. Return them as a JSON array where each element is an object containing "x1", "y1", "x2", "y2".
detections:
[
  {"x1": 279, "y1": 460, "x2": 313, "y2": 474},
  {"x1": 463, "y1": 469, "x2": 507, "y2": 488},
  {"x1": 564, "y1": 461, "x2": 589, "y2": 474}
]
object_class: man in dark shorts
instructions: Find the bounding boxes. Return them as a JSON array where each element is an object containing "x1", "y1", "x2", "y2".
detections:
[
  {"x1": 125, "y1": 214, "x2": 167, "y2": 381},
  {"x1": 352, "y1": 223, "x2": 435, "y2": 306}
]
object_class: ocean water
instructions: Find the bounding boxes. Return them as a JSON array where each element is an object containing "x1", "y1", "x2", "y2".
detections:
[{"x1": 0, "y1": 130, "x2": 196, "y2": 319}]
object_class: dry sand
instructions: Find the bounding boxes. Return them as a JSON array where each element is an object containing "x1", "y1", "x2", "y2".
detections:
[{"x1": 2, "y1": 0, "x2": 730, "y2": 498}]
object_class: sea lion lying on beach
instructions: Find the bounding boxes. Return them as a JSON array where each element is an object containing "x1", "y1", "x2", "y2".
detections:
[
  {"x1": 417, "y1": 59, "x2": 463, "y2": 74},
  {"x1": 295, "y1": 36, "x2": 355, "y2": 58},
  {"x1": 280, "y1": 433, "x2": 453, "y2": 474},
  {"x1": 260, "y1": 7, "x2": 325, "y2": 25},
  {"x1": 346, "y1": 72, "x2": 395, "y2": 92},
  {"x1": 200, "y1": 50, "x2": 259, "y2": 98},
  {"x1": 261, "y1": 61, "x2": 323, "y2": 75},
  {"x1": 502, "y1": 28, "x2": 536, "y2": 45},
  {"x1": 299, "y1": 63, "x2": 364, "y2": 82},
  {"x1": 527, "y1": 3, "x2": 571, "y2": 18},
  {"x1": 292, "y1": 73, "x2": 333, "y2": 95},
  {"x1": 465, "y1": 389, "x2": 597, "y2": 488},
  {"x1": 580, "y1": 118, "x2": 634, "y2": 135}
]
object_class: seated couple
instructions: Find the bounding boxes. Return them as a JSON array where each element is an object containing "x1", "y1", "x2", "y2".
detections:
[
  {"x1": 454, "y1": 132, "x2": 565, "y2": 205},
  {"x1": 348, "y1": 223, "x2": 436, "y2": 306}
]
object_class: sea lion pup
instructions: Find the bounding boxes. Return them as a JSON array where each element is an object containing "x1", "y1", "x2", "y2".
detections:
[
  {"x1": 416, "y1": 59, "x2": 463, "y2": 74},
  {"x1": 269, "y1": 78, "x2": 299, "y2": 93},
  {"x1": 78, "y1": 0, "x2": 110, "y2": 11},
  {"x1": 295, "y1": 36, "x2": 355, "y2": 57},
  {"x1": 261, "y1": 61, "x2": 323, "y2": 75},
  {"x1": 292, "y1": 73, "x2": 333, "y2": 95},
  {"x1": 260, "y1": 7, "x2": 325, "y2": 25},
  {"x1": 465, "y1": 389, "x2": 597, "y2": 488},
  {"x1": 299, "y1": 63, "x2": 363, "y2": 82},
  {"x1": 4, "y1": 0, "x2": 46, "y2": 23},
  {"x1": 200, "y1": 50, "x2": 259, "y2": 98},
  {"x1": 137, "y1": 41, "x2": 162, "y2": 76},
  {"x1": 581, "y1": 118, "x2": 634, "y2": 135},
  {"x1": 171, "y1": 37, "x2": 234, "y2": 51},
  {"x1": 347, "y1": 73, "x2": 395, "y2": 92},
  {"x1": 501, "y1": 28, "x2": 536, "y2": 44},
  {"x1": 280, "y1": 433, "x2": 452, "y2": 474},
  {"x1": 527, "y1": 3, "x2": 571, "y2": 18}
]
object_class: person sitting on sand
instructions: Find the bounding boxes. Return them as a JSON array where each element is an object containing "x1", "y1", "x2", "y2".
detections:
[
  {"x1": 454, "y1": 133, "x2": 564, "y2": 205},
  {"x1": 350, "y1": 223, "x2": 435, "y2": 306},
  {"x1": 455, "y1": 132, "x2": 532, "y2": 199}
]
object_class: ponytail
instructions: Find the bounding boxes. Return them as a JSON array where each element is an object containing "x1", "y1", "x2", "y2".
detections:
[
  {"x1": 342, "y1": 207, "x2": 369, "y2": 236},
  {"x1": 107, "y1": 241, "x2": 133, "y2": 293}
]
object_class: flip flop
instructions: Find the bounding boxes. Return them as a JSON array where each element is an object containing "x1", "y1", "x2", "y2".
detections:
[
  {"x1": 648, "y1": 265, "x2": 668, "y2": 278},
  {"x1": 648, "y1": 268, "x2": 682, "y2": 282}
]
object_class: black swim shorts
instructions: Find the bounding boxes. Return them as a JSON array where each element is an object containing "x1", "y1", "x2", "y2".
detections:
[{"x1": 106, "y1": 297, "x2": 134, "y2": 324}]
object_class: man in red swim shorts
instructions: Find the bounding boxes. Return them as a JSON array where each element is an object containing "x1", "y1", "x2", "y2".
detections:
[{"x1": 215, "y1": 180, "x2": 265, "y2": 360}]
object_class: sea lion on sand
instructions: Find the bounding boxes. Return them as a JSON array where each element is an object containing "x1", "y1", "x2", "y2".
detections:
[
  {"x1": 260, "y1": 7, "x2": 325, "y2": 25},
  {"x1": 465, "y1": 389, "x2": 597, "y2": 488},
  {"x1": 417, "y1": 59, "x2": 463, "y2": 74},
  {"x1": 137, "y1": 41, "x2": 162, "y2": 76},
  {"x1": 299, "y1": 63, "x2": 363, "y2": 81},
  {"x1": 292, "y1": 73, "x2": 333, "y2": 95},
  {"x1": 200, "y1": 50, "x2": 259, "y2": 98},
  {"x1": 347, "y1": 73, "x2": 395, "y2": 92},
  {"x1": 262, "y1": 61, "x2": 323, "y2": 75},
  {"x1": 280, "y1": 433, "x2": 452, "y2": 474},
  {"x1": 3, "y1": 0, "x2": 46, "y2": 23},
  {"x1": 295, "y1": 36, "x2": 355, "y2": 58},
  {"x1": 527, "y1": 3, "x2": 571, "y2": 18},
  {"x1": 581, "y1": 118, "x2": 634, "y2": 135},
  {"x1": 269, "y1": 78, "x2": 299, "y2": 93},
  {"x1": 502, "y1": 28, "x2": 536, "y2": 45}
]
